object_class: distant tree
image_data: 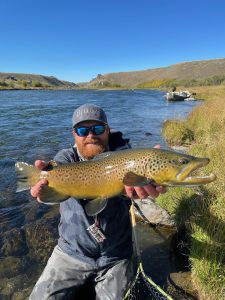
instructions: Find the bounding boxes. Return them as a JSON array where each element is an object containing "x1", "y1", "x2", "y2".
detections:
[
  {"x1": 32, "y1": 81, "x2": 43, "y2": 87},
  {"x1": 22, "y1": 80, "x2": 27, "y2": 88},
  {"x1": 171, "y1": 86, "x2": 176, "y2": 92},
  {"x1": 44, "y1": 84, "x2": 51, "y2": 88},
  {"x1": 0, "y1": 81, "x2": 8, "y2": 87},
  {"x1": 101, "y1": 81, "x2": 110, "y2": 87},
  {"x1": 9, "y1": 82, "x2": 15, "y2": 88}
]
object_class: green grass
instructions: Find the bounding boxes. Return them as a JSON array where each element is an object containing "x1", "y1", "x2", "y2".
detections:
[
  {"x1": 162, "y1": 120, "x2": 194, "y2": 146},
  {"x1": 159, "y1": 85, "x2": 225, "y2": 300}
]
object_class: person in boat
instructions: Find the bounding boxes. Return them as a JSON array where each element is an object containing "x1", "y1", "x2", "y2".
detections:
[
  {"x1": 29, "y1": 103, "x2": 167, "y2": 300},
  {"x1": 171, "y1": 86, "x2": 176, "y2": 92}
]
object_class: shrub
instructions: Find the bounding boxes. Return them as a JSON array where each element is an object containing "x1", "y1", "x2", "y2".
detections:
[
  {"x1": 137, "y1": 78, "x2": 175, "y2": 88},
  {"x1": 21, "y1": 80, "x2": 27, "y2": 88},
  {"x1": 162, "y1": 120, "x2": 194, "y2": 145},
  {"x1": 32, "y1": 81, "x2": 43, "y2": 87},
  {"x1": 0, "y1": 81, "x2": 8, "y2": 87}
]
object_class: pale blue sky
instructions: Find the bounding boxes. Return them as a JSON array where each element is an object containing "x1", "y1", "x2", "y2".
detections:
[{"x1": 0, "y1": 0, "x2": 225, "y2": 83}]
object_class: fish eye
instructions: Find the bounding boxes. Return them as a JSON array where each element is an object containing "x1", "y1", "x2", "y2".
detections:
[{"x1": 178, "y1": 158, "x2": 189, "y2": 164}]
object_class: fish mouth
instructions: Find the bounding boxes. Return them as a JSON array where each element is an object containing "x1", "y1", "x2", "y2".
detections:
[{"x1": 173, "y1": 158, "x2": 216, "y2": 186}]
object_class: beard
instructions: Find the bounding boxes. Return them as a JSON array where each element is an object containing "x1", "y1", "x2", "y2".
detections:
[{"x1": 77, "y1": 137, "x2": 109, "y2": 160}]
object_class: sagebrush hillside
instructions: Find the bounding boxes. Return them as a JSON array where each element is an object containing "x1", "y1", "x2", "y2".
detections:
[
  {"x1": 0, "y1": 72, "x2": 77, "y2": 89},
  {"x1": 2, "y1": 58, "x2": 225, "y2": 89},
  {"x1": 88, "y1": 58, "x2": 225, "y2": 87}
]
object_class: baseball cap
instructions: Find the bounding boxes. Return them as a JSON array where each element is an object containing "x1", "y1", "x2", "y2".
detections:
[{"x1": 72, "y1": 104, "x2": 108, "y2": 127}]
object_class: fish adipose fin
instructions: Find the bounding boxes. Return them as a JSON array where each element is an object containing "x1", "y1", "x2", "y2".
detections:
[
  {"x1": 15, "y1": 162, "x2": 40, "y2": 192},
  {"x1": 123, "y1": 172, "x2": 150, "y2": 186},
  {"x1": 85, "y1": 198, "x2": 108, "y2": 216},
  {"x1": 39, "y1": 186, "x2": 69, "y2": 204}
]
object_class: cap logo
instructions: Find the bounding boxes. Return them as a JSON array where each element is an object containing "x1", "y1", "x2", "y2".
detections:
[{"x1": 75, "y1": 108, "x2": 100, "y2": 118}]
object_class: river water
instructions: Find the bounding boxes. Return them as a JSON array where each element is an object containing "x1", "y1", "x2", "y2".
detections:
[{"x1": 0, "y1": 89, "x2": 200, "y2": 299}]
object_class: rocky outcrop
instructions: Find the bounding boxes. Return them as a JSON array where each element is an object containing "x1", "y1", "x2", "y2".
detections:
[{"x1": 134, "y1": 198, "x2": 175, "y2": 227}]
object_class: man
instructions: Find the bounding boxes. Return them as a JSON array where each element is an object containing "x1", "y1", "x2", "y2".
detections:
[{"x1": 30, "y1": 103, "x2": 166, "y2": 300}]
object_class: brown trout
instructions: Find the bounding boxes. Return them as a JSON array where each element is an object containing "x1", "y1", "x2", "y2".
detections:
[{"x1": 15, "y1": 148, "x2": 216, "y2": 215}]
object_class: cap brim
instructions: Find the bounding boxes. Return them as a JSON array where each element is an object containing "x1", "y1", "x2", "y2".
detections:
[{"x1": 73, "y1": 119, "x2": 108, "y2": 127}]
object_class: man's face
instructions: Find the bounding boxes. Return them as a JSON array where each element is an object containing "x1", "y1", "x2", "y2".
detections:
[{"x1": 73, "y1": 121, "x2": 110, "y2": 160}]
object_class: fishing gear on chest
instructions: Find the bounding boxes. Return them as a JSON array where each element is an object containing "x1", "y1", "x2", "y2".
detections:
[{"x1": 87, "y1": 214, "x2": 106, "y2": 243}]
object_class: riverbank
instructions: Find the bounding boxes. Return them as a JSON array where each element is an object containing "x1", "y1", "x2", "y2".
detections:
[{"x1": 158, "y1": 85, "x2": 225, "y2": 299}]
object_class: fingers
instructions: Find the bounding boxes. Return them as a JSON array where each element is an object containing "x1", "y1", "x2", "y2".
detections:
[
  {"x1": 124, "y1": 184, "x2": 167, "y2": 200},
  {"x1": 156, "y1": 186, "x2": 168, "y2": 194},
  {"x1": 31, "y1": 160, "x2": 49, "y2": 201},
  {"x1": 124, "y1": 185, "x2": 157, "y2": 199},
  {"x1": 34, "y1": 160, "x2": 48, "y2": 170},
  {"x1": 30, "y1": 179, "x2": 48, "y2": 198},
  {"x1": 140, "y1": 185, "x2": 159, "y2": 199},
  {"x1": 124, "y1": 186, "x2": 134, "y2": 198},
  {"x1": 133, "y1": 186, "x2": 149, "y2": 199}
]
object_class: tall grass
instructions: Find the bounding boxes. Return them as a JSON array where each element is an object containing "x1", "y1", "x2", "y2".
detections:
[
  {"x1": 136, "y1": 75, "x2": 225, "y2": 89},
  {"x1": 159, "y1": 86, "x2": 225, "y2": 299}
]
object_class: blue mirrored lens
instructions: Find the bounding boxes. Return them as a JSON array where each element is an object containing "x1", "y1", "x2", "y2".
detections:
[
  {"x1": 93, "y1": 125, "x2": 105, "y2": 135},
  {"x1": 76, "y1": 127, "x2": 89, "y2": 136},
  {"x1": 75, "y1": 125, "x2": 105, "y2": 136}
]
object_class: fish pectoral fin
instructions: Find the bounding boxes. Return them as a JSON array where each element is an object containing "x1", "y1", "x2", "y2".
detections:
[
  {"x1": 123, "y1": 172, "x2": 150, "y2": 186},
  {"x1": 85, "y1": 198, "x2": 108, "y2": 216},
  {"x1": 39, "y1": 186, "x2": 69, "y2": 204}
]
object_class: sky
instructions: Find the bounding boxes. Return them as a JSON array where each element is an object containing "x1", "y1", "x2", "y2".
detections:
[{"x1": 0, "y1": 0, "x2": 225, "y2": 83}]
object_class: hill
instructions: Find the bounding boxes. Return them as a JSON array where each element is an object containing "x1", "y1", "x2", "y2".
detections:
[
  {"x1": 0, "y1": 72, "x2": 77, "y2": 89},
  {"x1": 88, "y1": 58, "x2": 225, "y2": 87}
]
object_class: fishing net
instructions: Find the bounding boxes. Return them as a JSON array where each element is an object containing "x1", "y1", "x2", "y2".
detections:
[
  {"x1": 124, "y1": 199, "x2": 173, "y2": 300},
  {"x1": 123, "y1": 262, "x2": 172, "y2": 300}
]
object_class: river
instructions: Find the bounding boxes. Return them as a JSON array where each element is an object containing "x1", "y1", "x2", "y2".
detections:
[{"x1": 0, "y1": 89, "x2": 200, "y2": 299}]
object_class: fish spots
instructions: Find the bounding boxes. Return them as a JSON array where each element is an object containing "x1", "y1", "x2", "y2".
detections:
[{"x1": 40, "y1": 148, "x2": 200, "y2": 199}]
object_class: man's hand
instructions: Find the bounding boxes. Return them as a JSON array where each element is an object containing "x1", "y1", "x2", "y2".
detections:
[
  {"x1": 30, "y1": 160, "x2": 49, "y2": 201},
  {"x1": 124, "y1": 184, "x2": 167, "y2": 200}
]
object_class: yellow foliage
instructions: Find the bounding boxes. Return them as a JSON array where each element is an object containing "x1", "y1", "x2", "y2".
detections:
[{"x1": 137, "y1": 78, "x2": 175, "y2": 88}]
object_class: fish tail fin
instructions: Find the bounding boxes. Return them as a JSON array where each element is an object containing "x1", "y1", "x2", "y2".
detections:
[{"x1": 15, "y1": 162, "x2": 41, "y2": 192}]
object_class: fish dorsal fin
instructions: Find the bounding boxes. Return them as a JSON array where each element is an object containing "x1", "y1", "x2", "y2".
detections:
[
  {"x1": 49, "y1": 160, "x2": 59, "y2": 167},
  {"x1": 123, "y1": 172, "x2": 150, "y2": 186},
  {"x1": 39, "y1": 186, "x2": 69, "y2": 203},
  {"x1": 85, "y1": 198, "x2": 108, "y2": 216},
  {"x1": 92, "y1": 152, "x2": 113, "y2": 161},
  {"x1": 44, "y1": 160, "x2": 59, "y2": 171}
]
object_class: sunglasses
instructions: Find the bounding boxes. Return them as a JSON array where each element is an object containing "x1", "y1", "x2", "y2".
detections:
[{"x1": 74, "y1": 125, "x2": 106, "y2": 137}]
